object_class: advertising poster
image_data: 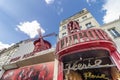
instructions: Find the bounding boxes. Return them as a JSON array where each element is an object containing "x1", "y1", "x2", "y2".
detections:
[{"x1": 2, "y1": 61, "x2": 54, "y2": 80}]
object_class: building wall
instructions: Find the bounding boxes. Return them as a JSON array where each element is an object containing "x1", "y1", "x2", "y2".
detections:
[
  {"x1": 59, "y1": 8, "x2": 100, "y2": 39},
  {"x1": 0, "y1": 39, "x2": 56, "y2": 79},
  {"x1": 101, "y1": 19, "x2": 120, "y2": 52},
  {"x1": 58, "y1": 8, "x2": 120, "y2": 54},
  {"x1": 57, "y1": 8, "x2": 120, "y2": 80},
  {"x1": 0, "y1": 46, "x2": 19, "y2": 66},
  {"x1": 0, "y1": 44, "x2": 19, "y2": 78},
  {"x1": 0, "y1": 67, "x2": 5, "y2": 79},
  {"x1": 10, "y1": 41, "x2": 34, "y2": 59},
  {"x1": 2, "y1": 40, "x2": 55, "y2": 69}
]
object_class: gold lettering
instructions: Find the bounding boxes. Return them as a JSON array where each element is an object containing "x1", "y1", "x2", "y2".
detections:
[
  {"x1": 84, "y1": 72, "x2": 109, "y2": 80},
  {"x1": 84, "y1": 72, "x2": 91, "y2": 79}
]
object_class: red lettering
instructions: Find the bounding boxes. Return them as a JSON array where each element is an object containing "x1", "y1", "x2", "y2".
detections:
[
  {"x1": 67, "y1": 21, "x2": 80, "y2": 34},
  {"x1": 22, "y1": 52, "x2": 35, "y2": 59},
  {"x1": 10, "y1": 56, "x2": 21, "y2": 62}
]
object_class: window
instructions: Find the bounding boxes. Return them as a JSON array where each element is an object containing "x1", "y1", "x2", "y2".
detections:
[
  {"x1": 108, "y1": 28, "x2": 120, "y2": 38},
  {"x1": 62, "y1": 26, "x2": 66, "y2": 30},
  {"x1": 62, "y1": 32, "x2": 67, "y2": 37},
  {"x1": 82, "y1": 16, "x2": 87, "y2": 20},
  {"x1": 85, "y1": 22, "x2": 93, "y2": 28},
  {"x1": 80, "y1": 26, "x2": 82, "y2": 30},
  {"x1": 76, "y1": 19, "x2": 79, "y2": 22}
]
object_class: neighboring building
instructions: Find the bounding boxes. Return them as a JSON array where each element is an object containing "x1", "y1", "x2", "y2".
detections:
[
  {"x1": 101, "y1": 18, "x2": 120, "y2": 52},
  {"x1": 0, "y1": 8, "x2": 120, "y2": 80},
  {"x1": 0, "y1": 44, "x2": 19, "y2": 78}
]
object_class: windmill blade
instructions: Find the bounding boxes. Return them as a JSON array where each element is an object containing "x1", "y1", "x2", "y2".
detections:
[
  {"x1": 43, "y1": 32, "x2": 57, "y2": 38},
  {"x1": 24, "y1": 32, "x2": 57, "y2": 43},
  {"x1": 24, "y1": 38, "x2": 39, "y2": 43}
]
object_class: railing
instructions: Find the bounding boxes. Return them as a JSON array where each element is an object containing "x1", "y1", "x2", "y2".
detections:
[{"x1": 56, "y1": 29, "x2": 116, "y2": 55}]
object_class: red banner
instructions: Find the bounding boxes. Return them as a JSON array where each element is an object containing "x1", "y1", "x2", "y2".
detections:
[{"x1": 2, "y1": 62, "x2": 54, "y2": 80}]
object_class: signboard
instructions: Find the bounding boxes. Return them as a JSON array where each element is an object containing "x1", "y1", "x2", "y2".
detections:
[
  {"x1": 64, "y1": 57, "x2": 113, "y2": 71},
  {"x1": 2, "y1": 62, "x2": 54, "y2": 80}
]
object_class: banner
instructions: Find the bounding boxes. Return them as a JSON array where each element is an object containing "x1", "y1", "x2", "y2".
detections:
[{"x1": 2, "y1": 62, "x2": 54, "y2": 80}]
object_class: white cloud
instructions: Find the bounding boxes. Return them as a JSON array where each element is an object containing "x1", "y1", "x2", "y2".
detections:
[
  {"x1": 57, "y1": 7, "x2": 63, "y2": 15},
  {"x1": 45, "y1": 0, "x2": 54, "y2": 4},
  {"x1": 86, "y1": 0, "x2": 96, "y2": 6},
  {"x1": 16, "y1": 20, "x2": 45, "y2": 38},
  {"x1": 55, "y1": 1, "x2": 63, "y2": 15},
  {"x1": 0, "y1": 42, "x2": 14, "y2": 50},
  {"x1": 102, "y1": 0, "x2": 120, "y2": 23}
]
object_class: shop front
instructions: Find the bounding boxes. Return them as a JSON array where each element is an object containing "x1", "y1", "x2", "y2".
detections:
[
  {"x1": 62, "y1": 49, "x2": 118, "y2": 80},
  {"x1": 56, "y1": 21, "x2": 120, "y2": 80},
  {"x1": 57, "y1": 48, "x2": 120, "y2": 80}
]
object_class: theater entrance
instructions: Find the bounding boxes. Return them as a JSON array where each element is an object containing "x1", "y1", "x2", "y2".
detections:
[{"x1": 61, "y1": 49, "x2": 120, "y2": 80}]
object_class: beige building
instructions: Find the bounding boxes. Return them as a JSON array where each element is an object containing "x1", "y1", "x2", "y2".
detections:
[
  {"x1": 59, "y1": 8, "x2": 100, "y2": 39},
  {"x1": 57, "y1": 8, "x2": 120, "y2": 80},
  {"x1": 0, "y1": 44, "x2": 19, "y2": 78},
  {"x1": 101, "y1": 19, "x2": 120, "y2": 52},
  {"x1": 59, "y1": 8, "x2": 120, "y2": 53}
]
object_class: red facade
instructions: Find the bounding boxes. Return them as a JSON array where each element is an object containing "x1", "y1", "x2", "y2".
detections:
[{"x1": 56, "y1": 21, "x2": 120, "y2": 80}]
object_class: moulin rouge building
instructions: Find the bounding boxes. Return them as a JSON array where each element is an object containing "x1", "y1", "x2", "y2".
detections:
[
  {"x1": 0, "y1": 8, "x2": 120, "y2": 80},
  {"x1": 56, "y1": 8, "x2": 120, "y2": 80}
]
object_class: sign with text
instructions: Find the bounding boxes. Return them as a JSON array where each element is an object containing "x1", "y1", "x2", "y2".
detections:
[
  {"x1": 64, "y1": 57, "x2": 113, "y2": 71},
  {"x1": 83, "y1": 72, "x2": 110, "y2": 80}
]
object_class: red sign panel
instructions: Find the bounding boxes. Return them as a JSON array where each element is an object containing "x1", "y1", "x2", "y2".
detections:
[{"x1": 2, "y1": 62, "x2": 54, "y2": 80}]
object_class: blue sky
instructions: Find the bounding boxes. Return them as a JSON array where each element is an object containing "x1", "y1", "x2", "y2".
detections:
[{"x1": 0, "y1": 0, "x2": 120, "y2": 50}]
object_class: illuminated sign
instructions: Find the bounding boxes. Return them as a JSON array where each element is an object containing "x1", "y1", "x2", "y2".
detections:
[
  {"x1": 56, "y1": 29, "x2": 113, "y2": 53},
  {"x1": 84, "y1": 72, "x2": 109, "y2": 80},
  {"x1": 64, "y1": 57, "x2": 113, "y2": 71}
]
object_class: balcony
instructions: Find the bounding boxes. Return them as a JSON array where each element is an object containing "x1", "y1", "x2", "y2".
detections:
[{"x1": 55, "y1": 29, "x2": 116, "y2": 58}]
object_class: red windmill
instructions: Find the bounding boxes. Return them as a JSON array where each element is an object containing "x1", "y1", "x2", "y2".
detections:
[{"x1": 24, "y1": 29, "x2": 57, "y2": 52}]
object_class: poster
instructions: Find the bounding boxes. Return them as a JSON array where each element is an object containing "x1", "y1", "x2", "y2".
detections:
[{"x1": 2, "y1": 62, "x2": 54, "y2": 80}]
